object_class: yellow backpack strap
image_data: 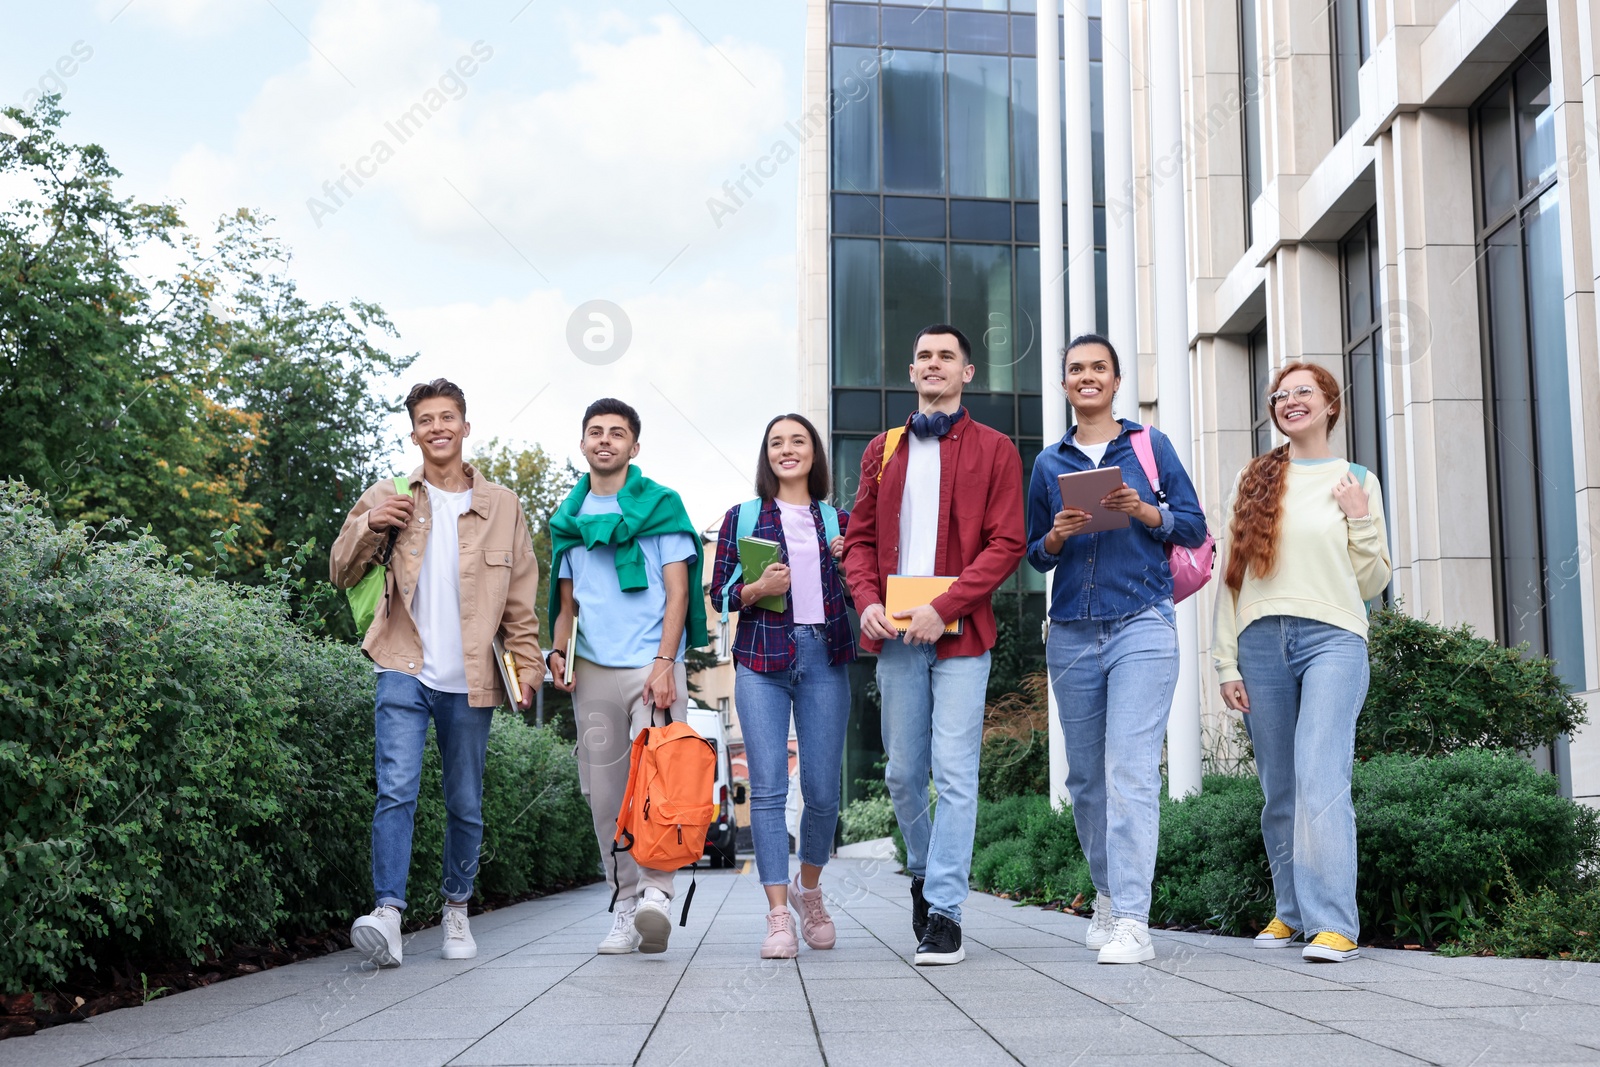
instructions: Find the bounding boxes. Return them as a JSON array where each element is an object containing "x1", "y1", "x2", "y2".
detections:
[{"x1": 877, "y1": 426, "x2": 907, "y2": 484}]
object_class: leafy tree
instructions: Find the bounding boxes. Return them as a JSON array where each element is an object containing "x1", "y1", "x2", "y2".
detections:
[{"x1": 470, "y1": 437, "x2": 578, "y2": 641}]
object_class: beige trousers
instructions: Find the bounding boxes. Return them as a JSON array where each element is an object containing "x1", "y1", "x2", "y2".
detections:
[{"x1": 573, "y1": 658, "x2": 686, "y2": 904}]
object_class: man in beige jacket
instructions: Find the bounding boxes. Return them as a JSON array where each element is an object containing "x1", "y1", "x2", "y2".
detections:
[{"x1": 330, "y1": 378, "x2": 540, "y2": 967}]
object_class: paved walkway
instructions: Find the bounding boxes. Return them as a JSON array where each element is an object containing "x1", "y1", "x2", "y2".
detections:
[{"x1": 8, "y1": 860, "x2": 1600, "y2": 1066}]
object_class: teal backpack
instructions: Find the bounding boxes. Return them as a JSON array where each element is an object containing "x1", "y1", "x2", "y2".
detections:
[
  {"x1": 347, "y1": 475, "x2": 413, "y2": 635},
  {"x1": 718, "y1": 498, "x2": 841, "y2": 624}
]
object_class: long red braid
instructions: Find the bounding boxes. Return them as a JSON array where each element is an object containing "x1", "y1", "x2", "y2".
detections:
[{"x1": 1224, "y1": 361, "x2": 1343, "y2": 591}]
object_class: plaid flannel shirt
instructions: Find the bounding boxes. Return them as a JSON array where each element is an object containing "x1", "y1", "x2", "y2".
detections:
[{"x1": 708, "y1": 499, "x2": 857, "y2": 672}]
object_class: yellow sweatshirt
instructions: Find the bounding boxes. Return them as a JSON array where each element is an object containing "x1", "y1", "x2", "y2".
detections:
[{"x1": 1212, "y1": 459, "x2": 1392, "y2": 684}]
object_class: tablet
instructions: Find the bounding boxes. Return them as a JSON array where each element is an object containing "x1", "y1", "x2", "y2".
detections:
[{"x1": 1056, "y1": 467, "x2": 1131, "y2": 534}]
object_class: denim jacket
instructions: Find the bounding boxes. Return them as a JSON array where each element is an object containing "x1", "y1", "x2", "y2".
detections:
[{"x1": 1026, "y1": 420, "x2": 1208, "y2": 623}]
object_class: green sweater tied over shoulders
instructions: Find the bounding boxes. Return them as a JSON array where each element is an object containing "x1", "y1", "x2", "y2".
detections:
[{"x1": 547, "y1": 465, "x2": 708, "y2": 650}]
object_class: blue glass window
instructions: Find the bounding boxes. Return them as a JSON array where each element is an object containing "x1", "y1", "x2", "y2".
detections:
[
  {"x1": 834, "y1": 193, "x2": 881, "y2": 235},
  {"x1": 951, "y1": 243, "x2": 1015, "y2": 391},
  {"x1": 948, "y1": 11, "x2": 1009, "y2": 53},
  {"x1": 885, "y1": 196, "x2": 946, "y2": 238},
  {"x1": 833, "y1": 239, "x2": 882, "y2": 386},
  {"x1": 881, "y1": 6, "x2": 943, "y2": 50},
  {"x1": 883, "y1": 49, "x2": 945, "y2": 193},
  {"x1": 832, "y1": 3, "x2": 877, "y2": 45},
  {"x1": 951, "y1": 199, "x2": 1012, "y2": 240},
  {"x1": 832, "y1": 46, "x2": 880, "y2": 193},
  {"x1": 949, "y1": 53, "x2": 1011, "y2": 198}
]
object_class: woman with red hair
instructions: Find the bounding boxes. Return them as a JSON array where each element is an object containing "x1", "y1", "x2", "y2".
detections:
[{"x1": 1213, "y1": 361, "x2": 1391, "y2": 964}]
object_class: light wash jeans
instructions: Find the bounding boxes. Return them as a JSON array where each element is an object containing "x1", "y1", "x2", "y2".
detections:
[
  {"x1": 371, "y1": 671, "x2": 494, "y2": 911},
  {"x1": 735, "y1": 626, "x2": 851, "y2": 885},
  {"x1": 1238, "y1": 615, "x2": 1368, "y2": 943},
  {"x1": 877, "y1": 639, "x2": 991, "y2": 924},
  {"x1": 1046, "y1": 604, "x2": 1179, "y2": 923}
]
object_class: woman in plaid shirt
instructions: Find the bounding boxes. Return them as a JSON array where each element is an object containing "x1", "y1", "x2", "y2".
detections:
[{"x1": 709, "y1": 413, "x2": 855, "y2": 959}]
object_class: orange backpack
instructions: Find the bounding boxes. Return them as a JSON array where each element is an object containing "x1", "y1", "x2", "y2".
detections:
[{"x1": 610, "y1": 712, "x2": 717, "y2": 924}]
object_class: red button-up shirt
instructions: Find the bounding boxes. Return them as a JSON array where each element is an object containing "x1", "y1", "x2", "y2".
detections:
[{"x1": 842, "y1": 411, "x2": 1027, "y2": 659}]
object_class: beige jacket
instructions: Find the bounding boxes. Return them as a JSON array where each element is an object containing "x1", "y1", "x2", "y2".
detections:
[{"x1": 330, "y1": 464, "x2": 540, "y2": 708}]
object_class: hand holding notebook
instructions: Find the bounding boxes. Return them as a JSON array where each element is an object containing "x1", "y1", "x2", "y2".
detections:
[{"x1": 884, "y1": 575, "x2": 963, "y2": 638}]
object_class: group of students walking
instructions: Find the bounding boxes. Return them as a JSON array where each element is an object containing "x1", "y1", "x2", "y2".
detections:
[{"x1": 330, "y1": 321, "x2": 1389, "y2": 972}]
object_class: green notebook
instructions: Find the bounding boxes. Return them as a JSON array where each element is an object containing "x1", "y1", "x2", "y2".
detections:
[{"x1": 738, "y1": 536, "x2": 786, "y2": 612}]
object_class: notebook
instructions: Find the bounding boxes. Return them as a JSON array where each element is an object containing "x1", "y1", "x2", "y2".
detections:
[
  {"x1": 884, "y1": 575, "x2": 963, "y2": 635},
  {"x1": 564, "y1": 612, "x2": 578, "y2": 686},
  {"x1": 738, "y1": 536, "x2": 786, "y2": 612}
]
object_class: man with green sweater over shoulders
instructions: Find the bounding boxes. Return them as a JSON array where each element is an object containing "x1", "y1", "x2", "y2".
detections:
[{"x1": 547, "y1": 398, "x2": 707, "y2": 956}]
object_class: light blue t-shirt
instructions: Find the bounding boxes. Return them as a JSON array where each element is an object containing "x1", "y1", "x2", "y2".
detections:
[{"x1": 557, "y1": 492, "x2": 698, "y2": 669}]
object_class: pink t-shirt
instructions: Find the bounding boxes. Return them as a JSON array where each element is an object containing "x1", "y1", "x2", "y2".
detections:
[{"x1": 775, "y1": 499, "x2": 825, "y2": 624}]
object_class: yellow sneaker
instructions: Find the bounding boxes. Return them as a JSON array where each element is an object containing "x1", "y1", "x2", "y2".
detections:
[
  {"x1": 1302, "y1": 931, "x2": 1360, "y2": 962},
  {"x1": 1253, "y1": 917, "x2": 1298, "y2": 948}
]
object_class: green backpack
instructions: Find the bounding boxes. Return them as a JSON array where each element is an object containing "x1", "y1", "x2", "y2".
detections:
[{"x1": 347, "y1": 476, "x2": 414, "y2": 635}]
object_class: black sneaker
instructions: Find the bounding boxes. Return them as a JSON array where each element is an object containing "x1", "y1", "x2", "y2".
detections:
[
  {"x1": 914, "y1": 914, "x2": 964, "y2": 966},
  {"x1": 910, "y1": 876, "x2": 929, "y2": 942}
]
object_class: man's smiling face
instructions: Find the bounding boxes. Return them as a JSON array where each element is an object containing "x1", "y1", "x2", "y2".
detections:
[
  {"x1": 410, "y1": 396, "x2": 469, "y2": 463},
  {"x1": 580, "y1": 414, "x2": 639, "y2": 475}
]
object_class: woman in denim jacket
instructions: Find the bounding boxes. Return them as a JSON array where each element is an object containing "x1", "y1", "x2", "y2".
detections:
[{"x1": 1025, "y1": 334, "x2": 1208, "y2": 965}]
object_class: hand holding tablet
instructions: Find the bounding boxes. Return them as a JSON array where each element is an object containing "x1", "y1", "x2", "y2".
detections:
[{"x1": 1054, "y1": 467, "x2": 1132, "y2": 536}]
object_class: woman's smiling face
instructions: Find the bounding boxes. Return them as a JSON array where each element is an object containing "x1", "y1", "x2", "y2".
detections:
[
  {"x1": 1270, "y1": 368, "x2": 1332, "y2": 438},
  {"x1": 1064, "y1": 343, "x2": 1119, "y2": 414}
]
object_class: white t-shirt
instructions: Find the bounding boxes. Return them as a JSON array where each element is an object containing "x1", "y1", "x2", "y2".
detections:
[
  {"x1": 413, "y1": 482, "x2": 475, "y2": 693},
  {"x1": 896, "y1": 431, "x2": 941, "y2": 577},
  {"x1": 1078, "y1": 439, "x2": 1110, "y2": 467}
]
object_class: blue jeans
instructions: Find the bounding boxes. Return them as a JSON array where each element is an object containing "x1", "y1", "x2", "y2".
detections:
[
  {"x1": 877, "y1": 639, "x2": 991, "y2": 924},
  {"x1": 1047, "y1": 605, "x2": 1179, "y2": 923},
  {"x1": 1238, "y1": 616, "x2": 1368, "y2": 942},
  {"x1": 735, "y1": 626, "x2": 851, "y2": 885},
  {"x1": 372, "y1": 671, "x2": 494, "y2": 911}
]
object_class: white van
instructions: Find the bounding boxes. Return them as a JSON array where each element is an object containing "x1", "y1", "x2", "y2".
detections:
[{"x1": 685, "y1": 701, "x2": 742, "y2": 867}]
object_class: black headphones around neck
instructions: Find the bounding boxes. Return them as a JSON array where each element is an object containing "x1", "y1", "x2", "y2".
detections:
[{"x1": 909, "y1": 407, "x2": 966, "y2": 439}]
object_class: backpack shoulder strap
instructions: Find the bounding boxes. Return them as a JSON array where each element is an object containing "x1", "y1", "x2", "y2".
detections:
[
  {"x1": 1348, "y1": 462, "x2": 1369, "y2": 486},
  {"x1": 818, "y1": 502, "x2": 841, "y2": 544},
  {"x1": 394, "y1": 474, "x2": 413, "y2": 497},
  {"x1": 876, "y1": 426, "x2": 907, "y2": 484},
  {"x1": 1128, "y1": 426, "x2": 1164, "y2": 499},
  {"x1": 720, "y1": 499, "x2": 763, "y2": 625}
]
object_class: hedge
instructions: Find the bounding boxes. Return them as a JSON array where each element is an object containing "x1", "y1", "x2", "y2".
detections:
[
  {"x1": 970, "y1": 751, "x2": 1599, "y2": 947},
  {"x1": 0, "y1": 484, "x2": 597, "y2": 990}
]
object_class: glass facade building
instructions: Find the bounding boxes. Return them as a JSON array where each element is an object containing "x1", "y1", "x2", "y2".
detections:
[{"x1": 823, "y1": 1, "x2": 1106, "y2": 801}]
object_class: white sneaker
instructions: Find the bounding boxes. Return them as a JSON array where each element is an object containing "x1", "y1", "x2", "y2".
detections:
[
  {"x1": 1097, "y1": 917, "x2": 1155, "y2": 965},
  {"x1": 1084, "y1": 896, "x2": 1116, "y2": 950},
  {"x1": 351, "y1": 905, "x2": 403, "y2": 967},
  {"x1": 441, "y1": 905, "x2": 476, "y2": 960},
  {"x1": 633, "y1": 887, "x2": 672, "y2": 954},
  {"x1": 597, "y1": 904, "x2": 642, "y2": 955}
]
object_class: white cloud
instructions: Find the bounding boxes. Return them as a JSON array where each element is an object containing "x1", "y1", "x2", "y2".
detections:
[
  {"x1": 391, "y1": 272, "x2": 797, "y2": 527},
  {"x1": 161, "y1": 1, "x2": 790, "y2": 271}
]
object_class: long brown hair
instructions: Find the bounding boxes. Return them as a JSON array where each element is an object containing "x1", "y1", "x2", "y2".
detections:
[{"x1": 1224, "y1": 361, "x2": 1343, "y2": 590}]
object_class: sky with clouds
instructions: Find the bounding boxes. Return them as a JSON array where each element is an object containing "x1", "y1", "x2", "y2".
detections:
[{"x1": 3, "y1": 0, "x2": 808, "y2": 527}]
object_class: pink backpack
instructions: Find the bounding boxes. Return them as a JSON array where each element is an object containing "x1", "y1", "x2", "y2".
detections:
[{"x1": 1129, "y1": 428, "x2": 1215, "y2": 603}]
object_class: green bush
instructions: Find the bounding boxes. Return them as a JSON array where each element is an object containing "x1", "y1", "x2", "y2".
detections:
[
  {"x1": 839, "y1": 795, "x2": 896, "y2": 844},
  {"x1": 0, "y1": 484, "x2": 596, "y2": 990},
  {"x1": 1360, "y1": 607, "x2": 1586, "y2": 758},
  {"x1": 970, "y1": 794, "x2": 1092, "y2": 904},
  {"x1": 978, "y1": 730, "x2": 1050, "y2": 802},
  {"x1": 1152, "y1": 775, "x2": 1274, "y2": 933},
  {"x1": 1354, "y1": 749, "x2": 1598, "y2": 943},
  {"x1": 1448, "y1": 877, "x2": 1600, "y2": 961}
]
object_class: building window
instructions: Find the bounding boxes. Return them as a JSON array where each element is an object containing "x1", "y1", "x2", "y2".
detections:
[
  {"x1": 1331, "y1": 0, "x2": 1368, "y2": 138},
  {"x1": 1340, "y1": 210, "x2": 1384, "y2": 478},
  {"x1": 1473, "y1": 39, "x2": 1583, "y2": 689},
  {"x1": 1239, "y1": 0, "x2": 1262, "y2": 248},
  {"x1": 1249, "y1": 324, "x2": 1272, "y2": 456}
]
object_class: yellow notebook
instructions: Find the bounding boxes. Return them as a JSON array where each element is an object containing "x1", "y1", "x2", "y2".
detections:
[{"x1": 884, "y1": 575, "x2": 963, "y2": 635}]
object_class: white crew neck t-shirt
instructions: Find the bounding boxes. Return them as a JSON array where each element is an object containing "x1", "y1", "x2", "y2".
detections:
[
  {"x1": 896, "y1": 431, "x2": 941, "y2": 576},
  {"x1": 412, "y1": 481, "x2": 475, "y2": 694},
  {"x1": 1077, "y1": 439, "x2": 1111, "y2": 467}
]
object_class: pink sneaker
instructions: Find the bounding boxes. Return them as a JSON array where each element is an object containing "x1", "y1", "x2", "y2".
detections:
[
  {"x1": 761, "y1": 906, "x2": 798, "y2": 959},
  {"x1": 789, "y1": 873, "x2": 837, "y2": 950}
]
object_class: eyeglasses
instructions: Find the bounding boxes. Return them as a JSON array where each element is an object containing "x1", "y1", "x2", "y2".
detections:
[{"x1": 1268, "y1": 385, "x2": 1319, "y2": 406}]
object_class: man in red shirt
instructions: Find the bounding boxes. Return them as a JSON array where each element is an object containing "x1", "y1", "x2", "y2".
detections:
[{"x1": 843, "y1": 324, "x2": 1026, "y2": 965}]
